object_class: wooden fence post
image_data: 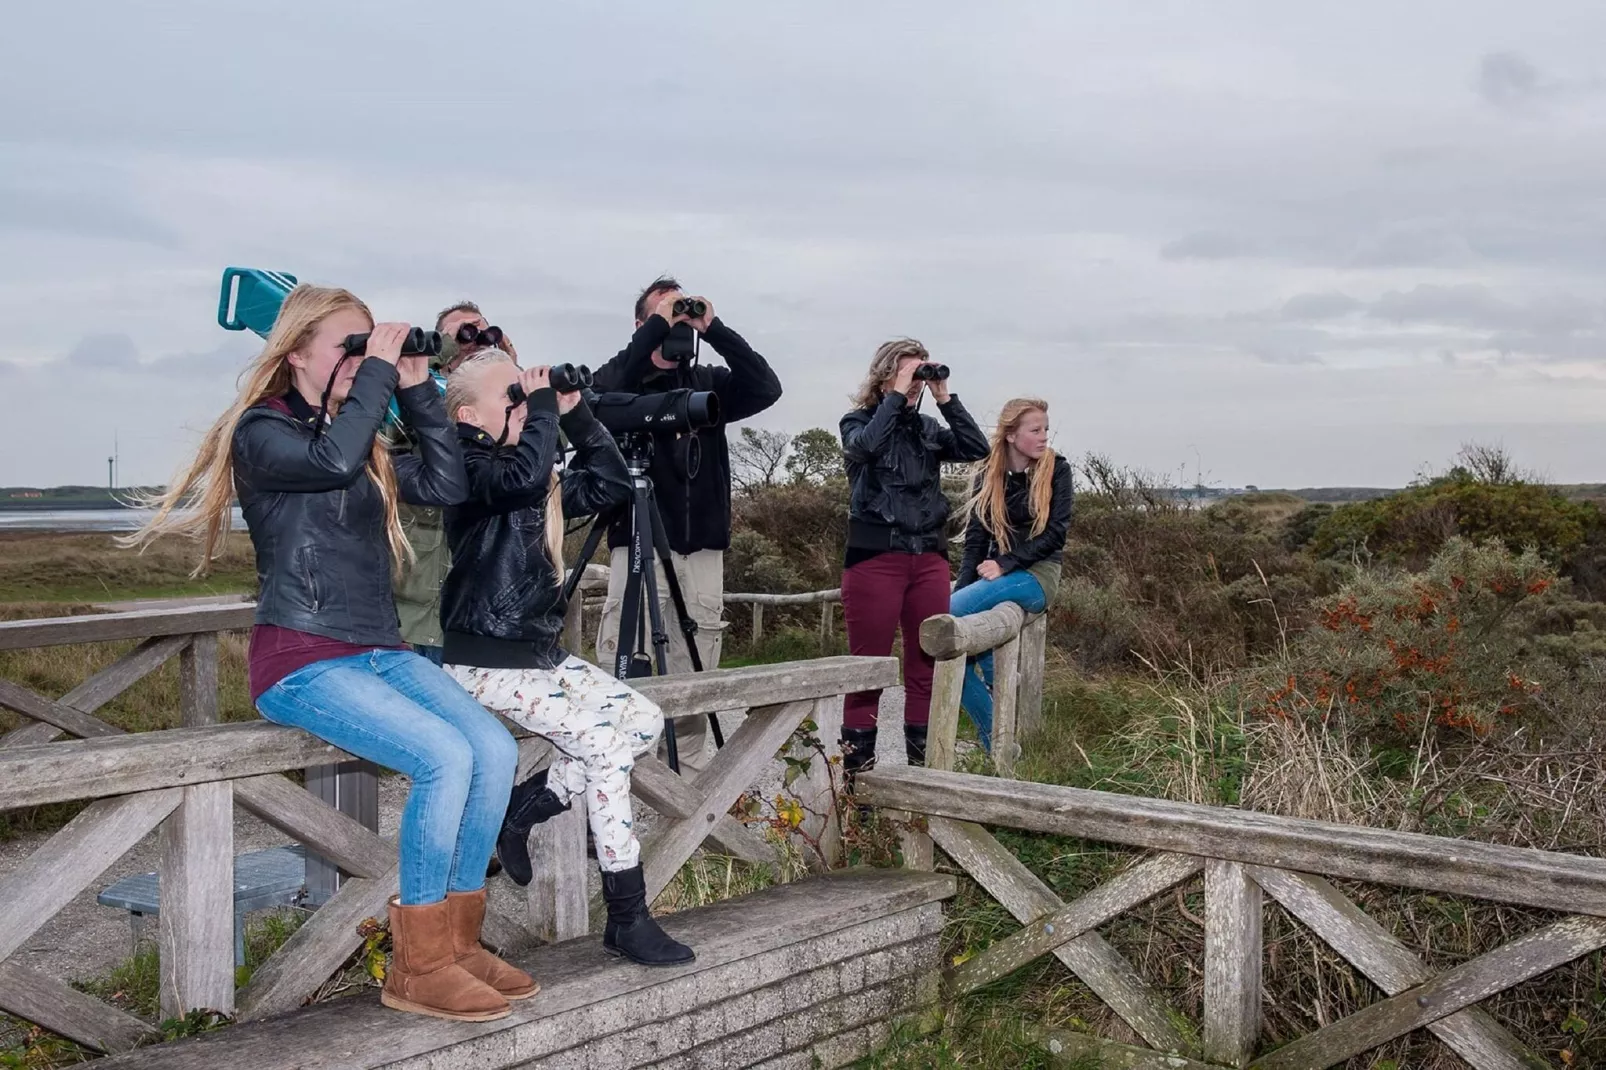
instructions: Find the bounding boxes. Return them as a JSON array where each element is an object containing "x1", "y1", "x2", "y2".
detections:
[
  {"x1": 751, "y1": 603, "x2": 764, "y2": 647},
  {"x1": 991, "y1": 632, "x2": 1022, "y2": 777},
  {"x1": 1203, "y1": 859, "x2": 1262, "y2": 1067},
  {"x1": 159, "y1": 633, "x2": 235, "y2": 1018},
  {"x1": 924, "y1": 656, "x2": 966, "y2": 774},
  {"x1": 1016, "y1": 614, "x2": 1047, "y2": 739},
  {"x1": 527, "y1": 805, "x2": 589, "y2": 943}
]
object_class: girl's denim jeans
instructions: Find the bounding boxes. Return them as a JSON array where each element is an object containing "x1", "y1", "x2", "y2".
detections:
[
  {"x1": 256, "y1": 649, "x2": 517, "y2": 905},
  {"x1": 948, "y1": 571, "x2": 1047, "y2": 751}
]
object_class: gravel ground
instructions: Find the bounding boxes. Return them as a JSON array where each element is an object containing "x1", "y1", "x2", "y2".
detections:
[{"x1": 1, "y1": 688, "x2": 910, "y2": 990}]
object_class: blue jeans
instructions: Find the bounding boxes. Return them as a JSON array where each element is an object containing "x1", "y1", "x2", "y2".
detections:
[
  {"x1": 256, "y1": 649, "x2": 518, "y2": 905},
  {"x1": 949, "y1": 571, "x2": 1048, "y2": 751}
]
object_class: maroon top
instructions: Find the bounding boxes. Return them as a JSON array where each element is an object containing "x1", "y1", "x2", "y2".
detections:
[{"x1": 247, "y1": 625, "x2": 404, "y2": 701}]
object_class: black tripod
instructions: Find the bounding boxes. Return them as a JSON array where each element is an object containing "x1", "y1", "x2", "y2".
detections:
[{"x1": 562, "y1": 434, "x2": 726, "y2": 773}]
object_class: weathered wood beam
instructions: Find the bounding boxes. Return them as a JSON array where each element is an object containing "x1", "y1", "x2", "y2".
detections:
[
  {"x1": 924, "y1": 657, "x2": 967, "y2": 773},
  {"x1": 950, "y1": 852, "x2": 1202, "y2": 994},
  {"x1": 0, "y1": 603, "x2": 254, "y2": 651},
  {"x1": 233, "y1": 774, "x2": 393, "y2": 880},
  {"x1": 0, "y1": 960, "x2": 154, "y2": 1053},
  {"x1": 1252, "y1": 914, "x2": 1606, "y2": 1069},
  {"x1": 527, "y1": 804, "x2": 589, "y2": 943},
  {"x1": 159, "y1": 782, "x2": 234, "y2": 1018},
  {"x1": 640, "y1": 700, "x2": 814, "y2": 902},
  {"x1": 1203, "y1": 860, "x2": 1261, "y2": 1067},
  {"x1": 236, "y1": 864, "x2": 399, "y2": 1022},
  {"x1": 921, "y1": 603, "x2": 1027, "y2": 659},
  {"x1": 991, "y1": 631, "x2": 1022, "y2": 777},
  {"x1": 1037, "y1": 1030, "x2": 1229, "y2": 1070},
  {"x1": 928, "y1": 816, "x2": 1196, "y2": 1053},
  {"x1": 630, "y1": 757, "x2": 775, "y2": 864},
  {"x1": 632, "y1": 656, "x2": 897, "y2": 720},
  {"x1": 1248, "y1": 866, "x2": 1548, "y2": 1070},
  {"x1": 0, "y1": 789, "x2": 181, "y2": 962},
  {"x1": 857, "y1": 766, "x2": 1606, "y2": 916}
]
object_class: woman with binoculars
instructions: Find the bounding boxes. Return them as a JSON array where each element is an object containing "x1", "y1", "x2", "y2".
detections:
[
  {"x1": 838, "y1": 339, "x2": 989, "y2": 774},
  {"x1": 437, "y1": 352, "x2": 696, "y2": 968},
  {"x1": 127, "y1": 286, "x2": 533, "y2": 1023}
]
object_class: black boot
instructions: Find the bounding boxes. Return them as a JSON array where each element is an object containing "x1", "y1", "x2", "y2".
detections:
[
  {"x1": 840, "y1": 727, "x2": 879, "y2": 780},
  {"x1": 496, "y1": 769, "x2": 571, "y2": 887},
  {"x1": 904, "y1": 724, "x2": 928, "y2": 768},
  {"x1": 601, "y1": 866, "x2": 695, "y2": 966}
]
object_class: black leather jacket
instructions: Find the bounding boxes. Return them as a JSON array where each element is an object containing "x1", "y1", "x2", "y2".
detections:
[
  {"x1": 233, "y1": 360, "x2": 468, "y2": 646},
  {"x1": 840, "y1": 392, "x2": 989, "y2": 553},
  {"x1": 590, "y1": 315, "x2": 782, "y2": 555},
  {"x1": 441, "y1": 392, "x2": 631, "y2": 669},
  {"x1": 957, "y1": 455, "x2": 1075, "y2": 587}
]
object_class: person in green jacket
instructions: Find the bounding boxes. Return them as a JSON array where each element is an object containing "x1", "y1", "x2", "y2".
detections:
[{"x1": 391, "y1": 301, "x2": 519, "y2": 664}]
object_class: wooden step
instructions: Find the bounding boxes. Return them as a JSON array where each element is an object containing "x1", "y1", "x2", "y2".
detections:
[{"x1": 98, "y1": 868, "x2": 955, "y2": 1070}]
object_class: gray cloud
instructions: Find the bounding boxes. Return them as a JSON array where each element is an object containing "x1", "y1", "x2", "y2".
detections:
[{"x1": 5, "y1": 3, "x2": 1606, "y2": 488}]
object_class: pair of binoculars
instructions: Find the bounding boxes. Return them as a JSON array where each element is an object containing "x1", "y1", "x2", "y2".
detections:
[
  {"x1": 912, "y1": 362, "x2": 950, "y2": 382},
  {"x1": 505, "y1": 363, "x2": 594, "y2": 405},
  {"x1": 341, "y1": 327, "x2": 443, "y2": 358},
  {"x1": 456, "y1": 323, "x2": 504, "y2": 349},
  {"x1": 672, "y1": 297, "x2": 707, "y2": 318}
]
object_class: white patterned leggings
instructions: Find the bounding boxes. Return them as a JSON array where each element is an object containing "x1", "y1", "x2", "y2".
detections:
[{"x1": 446, "y1": 657, "x2": 662, "y2": 872}]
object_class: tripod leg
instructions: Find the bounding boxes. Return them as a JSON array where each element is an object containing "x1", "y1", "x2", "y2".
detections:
[
  {"x1": 648, "y1": 503, "x2": 727, "y2": 750},
  {"x1": 632, "y1": 482, "x2": 681, "y2": 773}
]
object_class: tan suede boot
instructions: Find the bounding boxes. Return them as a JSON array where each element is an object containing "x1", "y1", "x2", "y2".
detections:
[
  {"x1": 446, "y1": 889, "x2": 540, "y2": 1000},
  {"x1": 381, "y1": 897, "x2": 510, "y2": 1022}
]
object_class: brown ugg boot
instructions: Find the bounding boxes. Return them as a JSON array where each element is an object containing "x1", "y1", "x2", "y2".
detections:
[
  {"x1": 381, "y1": 897, "x2": 510, "y2": 1022},
  {"x1": 446, "y1": 889, "x2": 540, "y2": 1000}
]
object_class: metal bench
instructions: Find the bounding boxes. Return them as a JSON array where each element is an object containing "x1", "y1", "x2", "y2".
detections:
[{"x1": 97, "y1": 845, "x2": 309, "y2": 966}]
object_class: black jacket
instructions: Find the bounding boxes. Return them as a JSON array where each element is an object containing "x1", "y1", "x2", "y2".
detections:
[
  {"x1": 840, "y1": 392, "x2": 989, "y2": 553},
  {"x1": 590, "y1": 315, "x2": 782, "y2": 555},
  {"x1": 233, "y1": 360, "x2": 467, "y2": 646},
  {"x1": 440, "y1": 392, "x2": 631, "y2": 669},
  {"x1": 957, "y1": 455, "x2": 1075, "y2": 587}
]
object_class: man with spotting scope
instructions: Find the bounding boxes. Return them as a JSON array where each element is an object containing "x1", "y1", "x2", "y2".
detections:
[{"x1": 591, "y1": 277, "x2": 782, "y2": 777}]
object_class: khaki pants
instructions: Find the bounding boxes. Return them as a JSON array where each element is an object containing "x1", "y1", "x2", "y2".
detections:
[{"x1": 596, "y1": 546, "x2": 727, "y2": 777}]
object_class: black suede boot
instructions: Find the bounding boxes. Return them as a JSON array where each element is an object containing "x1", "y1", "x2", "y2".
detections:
[
  {"x1": 601, "y1": 866, "x2": 696, "y2": 966},
  {"x1": 496, "y1": 769, "x2": 571, "y2": 887},
  {"x1": 904, "y1": 724, "x2": 928, "y2": 767}
]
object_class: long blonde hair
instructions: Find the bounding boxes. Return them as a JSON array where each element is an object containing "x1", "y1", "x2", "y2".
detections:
[
  {"x1": 964, "y1": 398, "x2": 1055, "y2": 554},
  {"x1": 123, "y1": 284, "x2": 411, "y2": 576},
  {"x1": 851, "y1": 338, "x2": 928, "y2": 410},
  {"x1": 445, "y1": 352, "x2": 565, "y2": 585}
]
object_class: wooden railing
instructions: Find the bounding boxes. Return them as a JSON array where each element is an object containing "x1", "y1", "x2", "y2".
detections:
[
  {"x1": 0, "y1": 606, "x2": 896, "y2": 1054},
  {"x1": 859, "y1": 763, "x2": 1597, "y2": 1068},
  {"x1": 919, "y1": 602, "x2": 1047, "y2": 775}
]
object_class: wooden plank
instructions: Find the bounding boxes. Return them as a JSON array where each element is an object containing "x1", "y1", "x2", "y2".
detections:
[
  {"x1": 632, "y1": 656, "x2": 898, "y2": 720},
  {"x1": 924, "y1": 657, "x2": 966, "y2": 773},
  {"x1": 0, "y1": 960, "x2": 154, "y2": 1053},
  {"x1": 528, "y1": 804, "x2": 589, "y2": 943},
  {"x1": 0, "y1": 677, "x2": 125, "y2": 739},
  {"x1": 0, "y1": 722, "x2": 350, "y2": 810},
  {"x1": 951, "y1": 852, "x2": 1202, "y2": 994},
  {"x1": 991, "y1": 632, "x2": 1022, "y2": 777},
  {"x1": 751, "y1": 602, "x2": 764, "y2": 646},
  {"x1": 236, "y1": 864, "x2": 399, "y2": 1022},
  {"x1": 727, "y1": 589, "x2": 841, "y2": 606},
  {"x1": 921, "y1": 602, "x2": 1025, "y2": 659},
  {"x1": 640, "y1": 700, "x2": 814, "y2": 901},
  {"x1": 1017, "y1": 614, "x2": 1047, "y2": 739},
  {"x1": 179, "y1": 633, "x2": 218, "y2": 727},
  {"x1": 0, "y1": 633, "x2": 193, "y2": 748},
  {"x1": 0, "y1": 603, "x2": 254, "y2": 651},
  {"x1": 0, "y1": 789, "x2": 181, "y2": 962},
  {"x1": 1252, "y1": 914, "x2": 1606, "y2": 1069},
  {"x1": 857, "y1": 766, "x2": 1606, "y2": 917},
  {"x1": 1249, "y1": 866, "x2": 1547, "y2": 1070},
  {"x1": 1038, "y1": 1030, "x2": 1229, "y2": 1070},
  {"x1": 1203, "y1": 860, "x2": 1261, "y2": 1067},
  {"x1": 159, "y1": 782, "x2": 235, "y2": 1018},
  {"x1": 790, "y1": 697, "x2": 843, "y2": 869},
  {"x1": 928, "y1": 816, "x2": 1194, "y2": 1052},
  {"x1": 233, "y1": 774, "x2": 394, "y2": 879},
  {"x1": 629, "y1": 757, "x2": 775, "y2": 864}
]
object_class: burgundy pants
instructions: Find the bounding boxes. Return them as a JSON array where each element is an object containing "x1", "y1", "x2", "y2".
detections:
[{"x1": 841, "y1": 551, "x2": 952, "y2": 731}]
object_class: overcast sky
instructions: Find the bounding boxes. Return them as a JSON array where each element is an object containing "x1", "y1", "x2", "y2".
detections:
[{"x1": 4, "y1": 2, "x2": 1604, "y2": 489}]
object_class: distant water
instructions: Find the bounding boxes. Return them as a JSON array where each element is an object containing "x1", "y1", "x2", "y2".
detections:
[{"x1": 0, "y1": 508, "x2": 247, "y2": 532}]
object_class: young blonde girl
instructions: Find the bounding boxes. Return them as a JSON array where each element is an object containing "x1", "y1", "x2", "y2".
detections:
[
  {"x1": 439, "y1": 352, "x2": 694, "y2": 966},
  {"x1": 954, "y1": 398, "x2": 1073, "y2": 753},
  {"x1": 125, "y1": 285, "x2": 528, "y2": 1023}
]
